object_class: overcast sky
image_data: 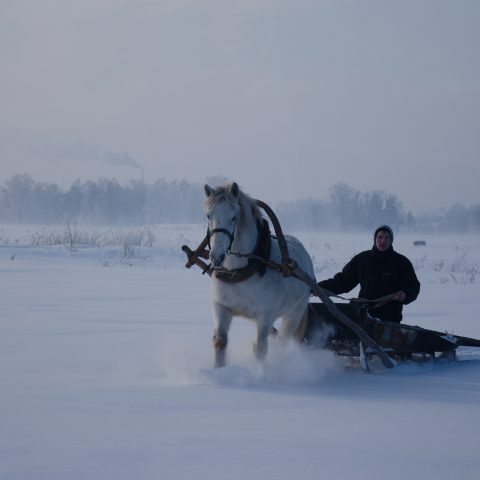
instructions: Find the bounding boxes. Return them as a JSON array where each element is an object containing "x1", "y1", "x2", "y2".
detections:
[{"x1": 1, "y1": 0, "x2": 479, "y2": 211}]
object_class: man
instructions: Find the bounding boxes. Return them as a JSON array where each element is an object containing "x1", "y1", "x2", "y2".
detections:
[{"x1": 317, "y1": 225, "x2": 420, "y2": 323}]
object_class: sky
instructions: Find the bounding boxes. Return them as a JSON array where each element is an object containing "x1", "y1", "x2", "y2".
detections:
[{"x1": 1, "y1": 0, "x2": 479, "y2": 212}]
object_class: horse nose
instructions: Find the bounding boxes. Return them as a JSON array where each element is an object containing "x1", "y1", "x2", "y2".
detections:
[{"x1": 210, "y1": 253, "x2": 225, "y2": 267}]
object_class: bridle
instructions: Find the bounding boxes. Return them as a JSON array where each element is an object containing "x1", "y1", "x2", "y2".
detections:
[
  {"x1": 202, "y1": 200, "x2": 294, "y2": 277},
  {"x1": 206, "y1": 218, "x2": 237, "y2": 255}
]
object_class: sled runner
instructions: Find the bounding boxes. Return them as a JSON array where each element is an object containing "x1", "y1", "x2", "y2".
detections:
[{"x1": 304, "y1": 302, "x2": 480, "y2": 366}]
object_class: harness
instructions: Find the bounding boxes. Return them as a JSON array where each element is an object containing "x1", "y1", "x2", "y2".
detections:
[
  {"x1": 184, "y1": 199, "x2": 296, "y2": 283},
  {"x1": 186, "y1": 201, "x2": 399, "y2": 306},
  {"x1": 211, "y1": 218, "x2": 271, "y2": 283}
]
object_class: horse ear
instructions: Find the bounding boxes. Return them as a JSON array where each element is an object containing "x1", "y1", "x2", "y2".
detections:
[
  {"x1": 230, "y1": 182, "x2": 239, "y2": 198},
  {"x1": 204, "y1": 184, "x2": 213, "y2": 197}
]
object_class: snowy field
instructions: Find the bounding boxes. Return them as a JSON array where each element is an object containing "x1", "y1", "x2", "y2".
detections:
[{"x1": 1, "y1": 224, "x2": 480, "y2": 480}]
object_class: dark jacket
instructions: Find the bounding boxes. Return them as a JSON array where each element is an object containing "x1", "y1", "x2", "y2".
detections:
[{"x1": 318, "y1": 246, "x2": 420, "y2": 322}]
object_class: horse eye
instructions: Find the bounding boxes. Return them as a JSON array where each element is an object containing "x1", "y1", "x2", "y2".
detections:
[
  {"x1": 206, "y1": 214, "x2": 211, "y2": 220},
  {"x1": 231, "y1": 216, "x2": 237, "y2": 223}
]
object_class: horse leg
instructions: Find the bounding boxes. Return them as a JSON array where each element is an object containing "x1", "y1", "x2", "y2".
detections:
[
  {"x1": 279, "y1": 302, "x2": 309, "y2": 342},
  {"x1": 253, "y1": 321, "x2": 270, "y2": 360},
  {"x1": 292, "y1": 307, "x2": 309, "y2": 342},
  {"x1": 212, "y1": 303, "x2": 233, "y2": 368}
]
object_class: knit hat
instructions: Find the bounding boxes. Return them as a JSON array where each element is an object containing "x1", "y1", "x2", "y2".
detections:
[{"x1": 374, "y1": 225, "x2": 394, "y2": 243}]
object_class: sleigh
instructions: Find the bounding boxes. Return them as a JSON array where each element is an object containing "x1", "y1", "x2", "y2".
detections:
[
  {"x1": 303, "y1": 302, "x2": 480, "y2": 368},
  {"x1": 183, "y1": 231, "x2": 480, "y2": 369}
]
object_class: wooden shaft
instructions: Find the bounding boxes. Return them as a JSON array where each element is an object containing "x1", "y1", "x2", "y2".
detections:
[{"x1": 181, "y1": 244, "x2": 212, "y2": 276}]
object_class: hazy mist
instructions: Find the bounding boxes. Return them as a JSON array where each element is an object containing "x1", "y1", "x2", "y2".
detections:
[{"x1": 1, "y1": 0, "x2": 479, "y2": 211}]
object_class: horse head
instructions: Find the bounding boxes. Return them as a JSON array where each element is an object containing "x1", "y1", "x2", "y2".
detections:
[{"x1": 204, "y1": 182, "x2": 241, "y2": 267}]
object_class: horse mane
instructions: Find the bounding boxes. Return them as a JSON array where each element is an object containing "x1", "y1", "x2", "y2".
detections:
[{"x1": 205, "y1": 183, "x2": 263, "y2": 224}]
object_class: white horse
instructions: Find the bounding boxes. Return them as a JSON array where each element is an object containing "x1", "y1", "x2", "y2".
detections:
[{"x1": 204, "y1": 182, "x2": 314, "y2": 367}]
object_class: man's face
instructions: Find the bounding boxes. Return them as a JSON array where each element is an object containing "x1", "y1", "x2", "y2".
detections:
[{"x1": 375, "y1": 230, "x2": 391, "y2": 252}]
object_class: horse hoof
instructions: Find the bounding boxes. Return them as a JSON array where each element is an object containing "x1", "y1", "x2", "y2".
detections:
[
  {"x1": 253, "y1": 343, "x2": 267, "y2": 361},
  {"x1": 214, "y1": 350, "x2": 227, "y2": 368}
]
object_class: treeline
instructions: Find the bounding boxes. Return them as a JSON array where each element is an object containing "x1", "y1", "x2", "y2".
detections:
[
  {"x1": 0, "y1": 174, "x2": 203, "y2": 225},
  {"x1": 1, "y1": 174, "x2": 479, "y2": 232},
  {"x1": 277, "y1": 183, "x2": 480, "y2": 233},
  {"x1": 277, "y1": 183, "x2": 405, "y2": 231},
  {"x1": 412, "y1": 203, "x2": 480, "y2": 234}
]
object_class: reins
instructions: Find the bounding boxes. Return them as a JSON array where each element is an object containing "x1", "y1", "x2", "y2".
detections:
[
  {"x1": 182, "y1": 201, "x2": 396, "y2": 306},
  {"x1": 317, "y1": 290, "x2": 399, "y2": 309}
]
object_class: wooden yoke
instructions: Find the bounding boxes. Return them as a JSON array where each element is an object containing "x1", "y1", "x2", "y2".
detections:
[{"x1": 255, "y1": 199, "x2": 294, "y2": 276}]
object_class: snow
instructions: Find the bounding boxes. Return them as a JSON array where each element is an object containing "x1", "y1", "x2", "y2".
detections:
[{"x1": 1, "y1": 225, "x2": 480, "y2": 480}]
